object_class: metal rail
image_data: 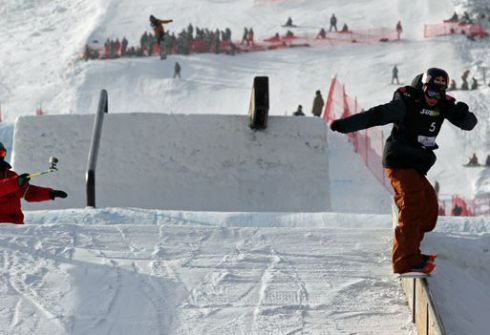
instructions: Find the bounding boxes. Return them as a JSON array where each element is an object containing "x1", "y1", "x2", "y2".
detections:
[{"x1": 86, "y1": 89, "x2": 108, "y2": 207}]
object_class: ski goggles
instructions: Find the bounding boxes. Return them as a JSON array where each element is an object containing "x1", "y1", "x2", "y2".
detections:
[
  {"x1": 424, "y1": 83, "x2": 446, "y2": 100},
  {"x1": 0, "y1": 147, "x2": 6, "y2": 159}
]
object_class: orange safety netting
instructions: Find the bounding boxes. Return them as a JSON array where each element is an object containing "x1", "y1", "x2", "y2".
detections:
[{"x1": 424, "y1": 22, "x2": 488, "y2": 38}]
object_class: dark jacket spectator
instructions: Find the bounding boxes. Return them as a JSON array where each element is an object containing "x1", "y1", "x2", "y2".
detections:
[
  {"x1": 467, "y1": 153, "x2": 479, "y2": 166},
  {"x1": 396, "y1": 21, "x2": 403, "y2": 39},
  {"x1": 471, "y1": 77, "x2": 478, "y2": 90},
  {"x1": 311, "y1": 90, "x2": 325, "y2": 117},
  {"x1": 317, "y1": 28, "x2": 326, "y2": 39},
  {"x1": 329, "y1": 14, "x2": 337, "y2": 32},
  {"x1": 448, "y1": 79, "x2": 457, "y2": 91},
  {"x1": 392, "y1": 65, "x2": 400, "y2": 84},
  {"x1": 293, "y1": 105, "x2": 305, "y2": 116},
  {"x1": 173, "y1": 62, "x2": 181, "y2": 78},
  {"x1": 485, "y1": 154, "x2": 490, "y2": 167},
  {"x1": 444, "y1": 12, "x2": 459, "y2": 23}
]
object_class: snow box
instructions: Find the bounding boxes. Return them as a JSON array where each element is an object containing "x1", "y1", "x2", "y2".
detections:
[{"x1": 12, "y1": 114, "x2": 331, "y2": 212}]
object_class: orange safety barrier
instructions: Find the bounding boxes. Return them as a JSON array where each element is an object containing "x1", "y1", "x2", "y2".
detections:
[{"x1": 424, "y1": 22, "x2": 488, "y2": 38}]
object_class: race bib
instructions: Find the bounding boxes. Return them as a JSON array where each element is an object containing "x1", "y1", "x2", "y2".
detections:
[{"x1": 418, "y1": 135, "x2": 437, "y2": 148}]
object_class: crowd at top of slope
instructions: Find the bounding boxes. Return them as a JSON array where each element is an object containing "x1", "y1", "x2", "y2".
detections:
[{"x1": 82, "y1": 12, "x2": 402, "y2": 61}]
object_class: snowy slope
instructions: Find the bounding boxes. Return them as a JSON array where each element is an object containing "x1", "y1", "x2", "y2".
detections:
[
  {"x1": 2, "y1": 0, "x2": 490, "y2": 334},
  {"x1": 0, "y1": 209, "x2": 416, "y2": 335}
]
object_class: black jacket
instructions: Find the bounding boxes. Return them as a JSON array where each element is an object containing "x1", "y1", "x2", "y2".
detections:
[{"x1": 333, "y1": 83, "x2": 477, "y2": 174}]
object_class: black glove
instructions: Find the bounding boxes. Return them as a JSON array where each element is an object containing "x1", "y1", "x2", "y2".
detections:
[
  {"x1": 330, "y1": 119, "x2": 347, "y2": 133},
  {"x1": 50, "y1": 190, "x2": 68, "y2": 200},
  {"x1": 17, "y1": 173, "x2": 30, "y2": 187},
  {"x1": 450, "y1": 101, "x2": 469, "y2": 120}
]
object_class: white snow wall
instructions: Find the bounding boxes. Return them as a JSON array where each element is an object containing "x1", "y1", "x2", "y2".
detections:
[{"x1": 12, "y1": 114, "x2": 331, "y2": 212}]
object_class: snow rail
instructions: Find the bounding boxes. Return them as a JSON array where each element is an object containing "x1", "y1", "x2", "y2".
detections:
[
  {"x1": 400, "y1": 278, "x2": 446, "y2": 335},
  {"x1": 86, "y1": 89, "x2": 108, "y2": 207}
]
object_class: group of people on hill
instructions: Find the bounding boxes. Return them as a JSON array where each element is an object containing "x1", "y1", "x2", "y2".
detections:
[
  {"x1": 292, "y1": 90, "x2": 325, "y2": 117},
  {"x1": 465, "y1": 153, "x2": 490, "y2": 167},
  {"x1": 391, "y1": 66, "x2": 485, "y2": 91},
  {"x1": 83, "y1": 18, "x2": 240, "y2": 61}
]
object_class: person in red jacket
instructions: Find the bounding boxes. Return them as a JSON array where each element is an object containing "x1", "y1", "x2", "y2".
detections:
[{"x1": 0, "y1": 142, "x2": 67, "y2": 224}]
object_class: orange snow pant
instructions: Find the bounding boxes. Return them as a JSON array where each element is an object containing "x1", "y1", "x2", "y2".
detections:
[{"x1": 385, "y1": 168, "x2": 438, "y2": 273}]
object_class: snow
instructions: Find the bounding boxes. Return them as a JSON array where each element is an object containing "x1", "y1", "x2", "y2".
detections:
[{"x1": 1, "y1": 0, "x2": 490, "y2": 334}]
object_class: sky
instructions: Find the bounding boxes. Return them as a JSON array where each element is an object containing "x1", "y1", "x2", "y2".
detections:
[{"x1": 1, "y1": 0, "x2": 490, "y2": 334}]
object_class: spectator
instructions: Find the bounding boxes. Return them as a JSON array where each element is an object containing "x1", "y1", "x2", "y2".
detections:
[
  {"x1": 286, "y1": 30, "x2": 295, "y2": 38},
  {"x1": 461, "y1": 11, "x2": 473, "y2": 24},
  {"x1": 392, "y1": 65, "x2": 400, "y2": 85},
  {"x1": 467, "y1": 153, "x2": 479, "y2": 166},
  {"x1": 396, "y1": 21, "x2": 403, "y2": 40},
  {"x1": 121, "y1": 37, "x2": 128, "y2": 56},
  {"x1": 485, "y1": 154, "x2": 490, "y2": 167},
  {"x1": 340, "y1": 23, "x2": 349, "y2": 33},
  {"x1": 241, "y1": 27, "x2": 249, "y2": 45},
  {"x1": 247, "y1": 28, "x2": 255, "y2": 46},
  {"x1": 448, "y1": 79, "x2": 457, "y2": 91},
  {"x1": 461, "y1": 70, "x2": 470, "y2": 90},
  {"x1": 444, "y1": 12, "x2": 459, "y2": 23},
  {"x1": 311, "y1": 90, "x2": 324, "y2": 117},
  {"x1": 316, "y1": 28, "x2": 327, "y2": 39},
  {"x1": 173, "y1": 62, "x2": 181, "y2": 78},
  {"x1": 293, "y1": 105, "x2": 305, "y2": 116},
  {"x1": 451, "y1": 204, "x2": 463, "y2": 216},
  {"x1": 471, "y1": 77, "x2": 478, "y2": 90},
  {"x1": 284, "y1": 17, "x2": 294, "y2": 27},
  {"x1": 0, "y1": 142, "x2": 67, "y2": 224},
  {"x1": 329, "y1": 14, "x2": 338, "y2": 32}
]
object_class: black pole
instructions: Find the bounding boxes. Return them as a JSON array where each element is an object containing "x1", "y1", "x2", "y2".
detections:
[{"x1": 86, "y1": 89, "x2": 108, "y2": 207}]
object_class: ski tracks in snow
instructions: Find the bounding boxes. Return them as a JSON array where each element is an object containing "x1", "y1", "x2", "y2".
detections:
[{"x1": 0, "y1": 219, "x2": 414, "y2": 334}]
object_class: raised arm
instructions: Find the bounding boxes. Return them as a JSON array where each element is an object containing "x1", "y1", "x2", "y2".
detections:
[
  {"x1": 157, "y1": 19, "x2": 173, "y2": 25},
  {"x1": 444, "y1": 101, "x2": 477, "y2": 131},
  {"x1": 330, "y1": 91, "x2": 407, "y2": 133}
]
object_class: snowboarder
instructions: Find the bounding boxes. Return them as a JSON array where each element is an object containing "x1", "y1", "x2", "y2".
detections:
[
  {"x1": 0, "y1": 142, "x2": 67, "y2": 224},
  {"x1": 391, "y1": 65, "x2": 400, "y2": 85},
  {"x1": 293, "y1": 105, "x2": 305, "y2": 116},
  {"x1": 329, "y1": 68, "x2": 477, "y2": 276},
  {"x1": 311, "y1": 90, "x2": 324, "y2": 117},
  {"x1": 149, "y1": 15, "x2": 173, "y2": 45}
]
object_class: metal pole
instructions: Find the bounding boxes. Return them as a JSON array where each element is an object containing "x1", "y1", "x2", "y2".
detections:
[{"x1": 86, "y1": 89, "x2": 108, "y2": 207}]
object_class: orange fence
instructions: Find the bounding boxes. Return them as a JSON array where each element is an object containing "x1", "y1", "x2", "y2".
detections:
[
  {"x1": 323, "y1": 76, "x2": 482, "y2": 216},
  {"x1": 424, "y1": 22, "x2": 488, "y2": 38},
  {"x1": 323, "y1": 76, "x2": 391, "y2": 192}
]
